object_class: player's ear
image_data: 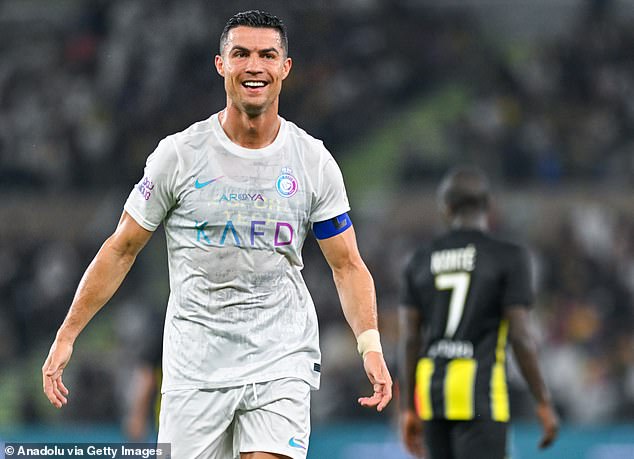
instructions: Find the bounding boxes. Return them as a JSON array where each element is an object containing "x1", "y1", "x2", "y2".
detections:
[
  {"x1": 281, "y1": 57, "x2": 292, "y2": 80},
  {"x1": 214, "y1": 55, "x2": 225, "y2": 77}
]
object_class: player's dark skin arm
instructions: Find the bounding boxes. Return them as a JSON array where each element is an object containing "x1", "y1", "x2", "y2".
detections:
[
  {"x1": 506, "y1": 305, "x2": 559, "y2": 449},
  {"x1": 125, "y1": 364, "x2": 157, "y2": 441},
  {"x1": 398, "y1": 305, "x2": 426, "y2": 458}
]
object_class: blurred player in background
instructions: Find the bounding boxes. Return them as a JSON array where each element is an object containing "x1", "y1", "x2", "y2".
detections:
[
  {"x1": 398, "y1": 166, "x2": 558, "y2": 459},
  {"x1": 42, "y1": 9, "x2": 391, "y2": 459},
  {"x1": 124, "y1": 311, "x2": 163, "y2": 442}
]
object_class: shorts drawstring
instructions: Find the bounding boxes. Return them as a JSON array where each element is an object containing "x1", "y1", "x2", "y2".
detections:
[{"x1": 252, "y1": 382, "x2": 258, "y2": 402}]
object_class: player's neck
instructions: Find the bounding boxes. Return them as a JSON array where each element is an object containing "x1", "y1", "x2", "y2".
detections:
[
  {"x1": 219, "y1": 105, "x2": 281, "y2": 149},
  {"x1": 450, "y1": 213, "x2": 488, "y2": 231}
]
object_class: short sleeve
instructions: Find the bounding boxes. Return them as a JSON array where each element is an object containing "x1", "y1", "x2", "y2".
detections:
[
  {"x1": 502, "y1": 245, "x2": 535, "y2": 308},
  {"x1": 124, "y1": 138, "x2": 179, "y2": 231},
  {"x1": 310, "y1": 154, "x2": 350, "y2": 223}
]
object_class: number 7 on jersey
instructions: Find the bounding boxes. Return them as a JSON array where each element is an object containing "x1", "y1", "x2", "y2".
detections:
[{"x1": 435, "y1": 272, "x2": 471, "y2": 338}]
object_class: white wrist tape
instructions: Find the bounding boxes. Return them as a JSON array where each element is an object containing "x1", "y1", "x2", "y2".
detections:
[{"x1": 356, "y1": 329, "x2": 383, "y2": 358}]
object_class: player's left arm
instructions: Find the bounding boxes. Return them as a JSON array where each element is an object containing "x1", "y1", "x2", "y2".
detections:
[
  {"x1": 503, "y1": 244, "x2": 558, "y2": 448},
  {"x1": 317, "y1": 225, "x2": 392, "y2": 412},
  {"x1": 506, "y1": 305, "x2": 559, "y2": 448}
]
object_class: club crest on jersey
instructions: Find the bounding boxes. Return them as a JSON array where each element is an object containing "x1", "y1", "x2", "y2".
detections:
[{"x1": 276, "y1": 167, "x2": 298, "y2": 198}]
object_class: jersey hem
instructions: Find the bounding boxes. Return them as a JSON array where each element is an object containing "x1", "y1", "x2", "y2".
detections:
[
  {"x1": 161, "y1": 371, "x2": 321, "y2": 393},
  {"x1": 427, "y1": 417, "x2": 509, "y2": 423}
]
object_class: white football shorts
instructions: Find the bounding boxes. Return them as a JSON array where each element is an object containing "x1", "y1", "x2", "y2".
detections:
[{"x1": 158, "y1": 378, "x2": 311, "y2": 459}]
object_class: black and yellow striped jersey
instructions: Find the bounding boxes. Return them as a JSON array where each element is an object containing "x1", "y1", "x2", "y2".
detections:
[{"x1": 401, "y1": 228, "x2": 533, "y2": 422}]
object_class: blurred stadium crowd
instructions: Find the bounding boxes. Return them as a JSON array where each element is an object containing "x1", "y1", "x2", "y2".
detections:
[{"x1": 0, "y1": 0, "x2": 633, "y2": 432}]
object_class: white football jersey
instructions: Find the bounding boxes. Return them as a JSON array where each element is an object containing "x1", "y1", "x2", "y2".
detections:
[{"x1": 124, "y1": 113, "x2": 350, "y2": 391}]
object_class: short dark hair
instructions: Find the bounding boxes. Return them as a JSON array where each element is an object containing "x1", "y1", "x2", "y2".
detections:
[
  {"x1": 219, "y1": 10, "x2": 288, "y2": 56},
  {"x1": 437, "y1": 166, "x2": 491, "y2": 216}
]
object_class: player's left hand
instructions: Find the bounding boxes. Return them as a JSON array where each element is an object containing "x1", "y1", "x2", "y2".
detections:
[
  {"x1": 536, "y1": 401, "x2": 559, "y2": 449},
  {"x1": 358, "y1": 351, "x2": 392, "y2": 412}
]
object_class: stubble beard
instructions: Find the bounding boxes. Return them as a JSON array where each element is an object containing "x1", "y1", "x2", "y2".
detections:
[
  {"x1": 241, "y1": 100, "x2": 268, "y2": 117},
  {"x1": 236, "y1": 83, "x2": 281, "y2": 118}
]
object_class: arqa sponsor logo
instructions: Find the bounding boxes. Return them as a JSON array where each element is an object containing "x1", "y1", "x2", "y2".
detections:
[{"x1": 219, "y1": 193, "x2": 265, "y2": 202}]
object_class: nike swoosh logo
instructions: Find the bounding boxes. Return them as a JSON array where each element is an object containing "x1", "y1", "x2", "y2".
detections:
[
  {"x1": 288, "y1": 437, "x2": 306, "y2": 450},
  {"x1": 194, "y1": 176, "x2": 224, "y2": 189}
]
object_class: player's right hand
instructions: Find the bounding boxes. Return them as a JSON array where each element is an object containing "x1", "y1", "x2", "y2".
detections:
[
  {"x1": 400, "y1": 409, "x2": 426, "y2": 458},
  {"x1": 42, "y1": 339, "x2": 73, "y2": 408},
  {"x1": 536, "y1": 401, "x2": 559, "y2": 448}
]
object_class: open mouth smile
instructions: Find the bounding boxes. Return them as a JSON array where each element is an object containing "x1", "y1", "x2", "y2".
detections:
[{"x1": 242, "y1": 80, "x2": 268, "y2": 89}]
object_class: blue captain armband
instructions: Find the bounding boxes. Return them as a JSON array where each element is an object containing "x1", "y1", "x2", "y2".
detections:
[{"x1": 313, "y1": 212, "x2": 352, "y2": 239}]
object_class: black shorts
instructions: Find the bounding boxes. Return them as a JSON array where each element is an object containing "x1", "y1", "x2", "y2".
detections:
[{"x1": 424, "y1": 419, "x2": 508, "y2": 459}]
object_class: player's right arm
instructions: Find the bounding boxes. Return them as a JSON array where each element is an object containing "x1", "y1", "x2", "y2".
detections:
[
  {"x1": 506, "y1": 306, "x2": 559, "y2": 448},
  {"x1": 42, "y1": 211, "x2": 153, "y2": 408}
]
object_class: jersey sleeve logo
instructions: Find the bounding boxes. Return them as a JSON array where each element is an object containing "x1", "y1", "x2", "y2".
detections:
[
  {"x1": 276, "y1": 167, "x2": 298, "y2": 198},
  {"x1": 137, "y1": 176, "x2": 155, "y2": 200}
]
